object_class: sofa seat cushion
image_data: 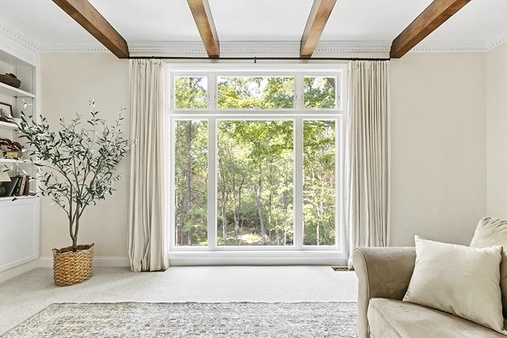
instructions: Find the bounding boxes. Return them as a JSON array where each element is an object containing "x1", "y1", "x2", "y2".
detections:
[{"x1": 368, "y1": 298, "x2": 506, "y2": 338}]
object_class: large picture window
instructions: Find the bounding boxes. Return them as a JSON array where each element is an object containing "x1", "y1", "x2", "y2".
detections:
[{"x1": 168, "y1": 65, "x2": 346, "y2": 263}]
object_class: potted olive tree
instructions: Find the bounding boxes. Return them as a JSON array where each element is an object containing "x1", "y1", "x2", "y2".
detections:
[{"x1": 17, "y1": 101, "x2": 129, "y2": 286}]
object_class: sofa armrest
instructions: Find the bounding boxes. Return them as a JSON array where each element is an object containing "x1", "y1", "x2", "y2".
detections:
[{"x1": 352, "y1": 247, "x2": 416, "y2": 338}]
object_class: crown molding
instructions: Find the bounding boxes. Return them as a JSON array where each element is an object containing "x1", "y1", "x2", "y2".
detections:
[
  {"x1": 0, "y1": 23, "x2": 39, "y2": 52},
  {"x1": 39, "y1": 41, "x2": 108, "y2": 53},
  {"x1": 129, "y1": 41, "x2": 206, "y2": 56},
  {"x1": 412, "y1": 41, "x2": 488, "y2": 53},
  {"x1": 45, "y1": 40, "x2": 501, "y2": 56},
  {"x1": 486, "y1": 33, "x2": 507, "y2": 51},
  {"x1": 1, "y1": 20, "x2": 505, "y2": 56},
  {"x1": 128, "y1": 41, "x2": 391, "y2": 57},
  {"x1": 0, "y1": 23, "x2": 39, "y2": 65}
]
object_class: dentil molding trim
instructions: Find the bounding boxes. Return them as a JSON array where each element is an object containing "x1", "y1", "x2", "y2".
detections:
[
  {"x1": 1, "y1": 21, "x2": 506, "y2": 56},
  {"x1": 38, "y1": 39, "x2": 507, "y2": 55}
]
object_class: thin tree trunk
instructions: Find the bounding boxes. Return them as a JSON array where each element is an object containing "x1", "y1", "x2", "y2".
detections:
[
  {"x1": 255, "y1": 163, "x2": 266, "y2": 245},
  {"x1": 239, "y1": 183, "x2": 244, "y2": 232},
  {"x1": 310, "y1": 167, "x2": 321, "y2": 246},
  {"x1": 177, "y1": 207, "x2": 184, "y2": 246},
  {"x1": 221, "y1": 189, "x2": 227, "y2": 245},
  {"x1": 232, "y1": 175, "x2": 240, "y2": 245},
  {"x1": 283, "y1": 162, "x2": 289, "y2": 246},
  {"x1": 72, "y1": 202, "x2": 81, "y2": 251},
  {"x1": 267, "y1": 158, "x2": 273, "y2": 244},
  {"x1": 219, "y1": 158, "x2": 228, "y2": 246}
]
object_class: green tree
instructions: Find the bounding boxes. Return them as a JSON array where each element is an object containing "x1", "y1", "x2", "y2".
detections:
[
  {"x1": 174, "y1": 120, "x2": 208, "y2": 246},
  {"x1": 175, "y1": 77, "x2": 207, "y2": 109},
  {"x1": 303, "y1": 120, "x2": 336, "y2": 245},
  {"x1": 218, "y1": 77, "x2": 294, "y2": 109},
  {"x1": 304, "y1": 77, "x2": 336, "y2": 109}
]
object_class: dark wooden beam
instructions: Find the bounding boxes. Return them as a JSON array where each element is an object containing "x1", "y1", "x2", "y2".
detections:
[
  {"x1": 187, "y1": 0, "x2": 220, "y2": 58},
  {"x1": 300, "y1": 0, "x2": 337, "y2": 58},
  {"x1": 53, "y1": 0, "x2": 129, "y2": 59},
  {"x1": 390, "y1": 0, "x2": 471, "y2": 58}
]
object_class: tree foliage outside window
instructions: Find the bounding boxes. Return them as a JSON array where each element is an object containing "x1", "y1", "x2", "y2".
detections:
[
  {"x1": 217, "y1": 120, "x2": 294, "y2": 246},
  {"x1": 218, "y1": 77, "x2": 294, "y2": 109},
  {"x1": 303, "y1": 120, "x2": 336, "y2": 245},
  {"x1": 304, "y1": 76, "x2": 336, "y2": 109},
  {"x1": 174, "y1": 120, "x2": 208, "y2": 246},
  {"x1": 175, "y1": 76, "x2": 207, "y2": 109}
]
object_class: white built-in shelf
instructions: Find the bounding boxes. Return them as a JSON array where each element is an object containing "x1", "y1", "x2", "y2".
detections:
[
  {"x1": 0, "y1": 195, "x2": 37, "y2": 202},
  {"x1": 0, "y1": 121, "x2": 17, "y2": 130},
  {"x1": 0, "y1": 158, "x2": 30, "y2": 165},
  {"x1": 0, "y1": 82, "x2": 35, "y2": 98}
]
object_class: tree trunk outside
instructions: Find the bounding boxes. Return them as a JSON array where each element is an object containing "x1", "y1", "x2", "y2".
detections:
[
  {"x1": 221, "y1": 189, "x2": 227, "y2": 245},
  {"x1": 255, "y1": 163, "x2": 266, "y2": 245}
]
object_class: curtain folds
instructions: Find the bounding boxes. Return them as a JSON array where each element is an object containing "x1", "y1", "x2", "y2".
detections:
[
  {"x1": 128, "y1": 59, "x2": 169, "y2": 271},
  {"x1": 347, "y1": 60, "x2": 390, "y2": 268}
]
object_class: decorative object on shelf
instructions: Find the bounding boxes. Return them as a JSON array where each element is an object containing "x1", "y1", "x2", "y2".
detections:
[
  {"x1": 0, "y1": 137, "x2": 23, "y2": 159},
  {"x1": 0, "y1": 174, "x2": 29, "y2": 198},
  {"x1": 0, "y1": 73, "x2": 21, "y2": 88},
  {"x1": 0, "y1": 170, "x2": 11, "y2": 196},
  {"x1": 4, "y1": 150, "x2": 23, "y2": 159},
  {"x1": 17, "y1": 100, "x2": 129, "y2": 286},
  {"x1": 0, "y1": 102, "x2": 13, "y2": 122}
]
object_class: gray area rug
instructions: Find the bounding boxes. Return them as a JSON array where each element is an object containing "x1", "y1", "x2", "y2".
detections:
[{"x1": 2, "y1": 302, "x2": 357, "y2": 338}]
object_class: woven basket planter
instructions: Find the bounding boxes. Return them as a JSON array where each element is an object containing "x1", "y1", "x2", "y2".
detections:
[{"x1": 52, "y1": 243, "x2": 94, "y2": 286}]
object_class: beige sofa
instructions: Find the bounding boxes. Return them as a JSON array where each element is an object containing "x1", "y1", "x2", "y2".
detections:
[{"x1": 353, "y1": 246, "x2": 507, "y2": 338}]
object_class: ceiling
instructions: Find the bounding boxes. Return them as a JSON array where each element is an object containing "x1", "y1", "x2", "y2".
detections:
[{"x1": 0, "y1": 0, "x2": 506, "y2": 55}]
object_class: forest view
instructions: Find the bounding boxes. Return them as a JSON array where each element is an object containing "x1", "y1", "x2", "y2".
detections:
[{"x1": 174, "y1": 75, "x2": 338, "y2": 247}]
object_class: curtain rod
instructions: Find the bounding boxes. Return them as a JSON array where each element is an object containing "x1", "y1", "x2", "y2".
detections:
[{"x1": 128, "y1": 56, "x2": 390, "y2": 62}]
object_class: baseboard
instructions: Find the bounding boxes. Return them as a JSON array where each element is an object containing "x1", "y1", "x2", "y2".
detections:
[
  {"x1": 0, "y1": 260, "x2": 39, "y2": 284},
  {"x1": 38, "y1": 256, "x2": 130, "y2": 268}
]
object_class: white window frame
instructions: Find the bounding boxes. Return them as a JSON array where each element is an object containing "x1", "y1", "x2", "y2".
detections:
[{"x1": 166, "y1": 63, "x2": 348, "y2": 265}]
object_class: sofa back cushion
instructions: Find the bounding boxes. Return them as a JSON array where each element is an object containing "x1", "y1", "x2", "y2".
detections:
[{"x1": 470, "y1": 217, "x2": 507, "y2": 318}]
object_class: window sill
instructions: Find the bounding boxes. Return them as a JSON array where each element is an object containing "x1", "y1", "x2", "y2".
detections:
[{"x1": 168, "y1": 250, "x2": 346, "y2": 266}]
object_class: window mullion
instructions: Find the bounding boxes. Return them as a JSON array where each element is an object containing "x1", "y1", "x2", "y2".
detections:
[
  {"x1": 168, "y1": 116, "x2": 176, "y2": 250},
  {"x1": 336, "y1": 116, "x2": 344, "y2": 251},
  {"x1": 208, "y1": 117, "x2": 217, "y2": 250},
  {"x1": 208, "y1": 72, "x2": 217, "y2": 109},
  {"x1": 295, "y1": 73, "x2": 304, "y2": 111},
  {"x1": 294, "y1": 117, "x2": 303, "y2": 250}
]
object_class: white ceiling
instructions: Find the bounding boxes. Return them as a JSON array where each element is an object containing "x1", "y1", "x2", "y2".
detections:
[{"x1": 0, "y1": 0, "x2": 506, "y2": 55}]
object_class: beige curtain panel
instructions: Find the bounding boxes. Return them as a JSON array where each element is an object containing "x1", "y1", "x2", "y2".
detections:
[
  {"x1": 347, "y1": 60, "x2": 390, "y2": 268},
  {"x1": 128, "y1": 59, "x2": 169, "y2": 272}
]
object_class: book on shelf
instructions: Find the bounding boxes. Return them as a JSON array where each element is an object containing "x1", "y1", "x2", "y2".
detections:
[
  {"x1": 0, "y1": 175, "x2": 32, "y2": 197},
  {"x1": 0, "y1": 176, "x2": 20, "y2": 197},
  {"x1": 16, "y1": 175, "x2": 27, "y2": 196},
  {"x1": 23, "y1": 177, "x2": 30, "y2": 195}
]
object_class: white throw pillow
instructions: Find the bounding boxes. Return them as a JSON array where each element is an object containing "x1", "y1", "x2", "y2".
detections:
[{"x1": 403, "y1": 235, "x2": 506, "y2": 334}]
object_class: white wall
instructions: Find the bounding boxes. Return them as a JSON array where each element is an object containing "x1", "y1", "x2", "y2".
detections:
[
  {"x1": 38, "y1": 51, "x2": 490, "y2": 262},
  {"x1": 39, "y1": 53, "x2": 129, "y2": 261},
  {"x1": 390, "y1": 53, "x2": 487, "y2": 246},
  {"x1": 486, "y1": 42, "x2": 507, "y2": 218}
]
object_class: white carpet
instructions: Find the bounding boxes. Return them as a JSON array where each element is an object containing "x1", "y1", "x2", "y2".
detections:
[{"x1": 0, "y1": 266, "x2": 357, "y2": 335}]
